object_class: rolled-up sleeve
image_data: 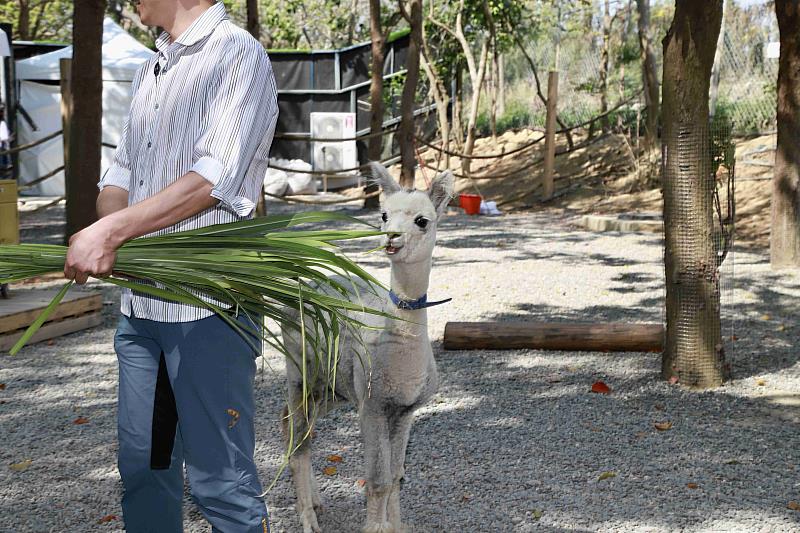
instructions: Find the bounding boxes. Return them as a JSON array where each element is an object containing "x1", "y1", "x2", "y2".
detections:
[
  {"x1": 190, "y1": 40, "x2": 277, "y2": 217},
  {"x1": 98, "y1": 66, "x2": 146, "y2": 192}
]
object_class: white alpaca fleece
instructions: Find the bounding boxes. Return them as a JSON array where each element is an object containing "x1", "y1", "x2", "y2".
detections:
[{"x1": 281, "y1": 163, "x2": 453, "y2": 533}]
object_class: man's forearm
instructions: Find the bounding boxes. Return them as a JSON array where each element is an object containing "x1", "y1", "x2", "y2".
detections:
[
  {"x1": 101, "y1": 171, "x2": 219, "y2": 247},
  {"x1": 96, "y1": 186, "x2": 129, "y2": 219}
]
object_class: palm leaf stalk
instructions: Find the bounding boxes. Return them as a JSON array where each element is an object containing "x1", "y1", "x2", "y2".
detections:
[{"x1": 0, "y1": 212, "x2": 390, "y2": 384}]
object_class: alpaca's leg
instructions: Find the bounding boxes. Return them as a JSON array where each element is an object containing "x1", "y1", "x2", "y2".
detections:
[
  {"x1": 360, "y1": 410, "x2": 394, "y2": 533},
  {"x1": 387, "y1": 412, "x2": 415, "y2": 532},
  {"x1": 282, "y1": 389, "x2": 321, "y2": 533}
]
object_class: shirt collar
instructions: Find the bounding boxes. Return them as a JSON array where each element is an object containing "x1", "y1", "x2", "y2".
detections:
[{"x1": 155, "y1": 2, "x2": 228, "y2": 53}]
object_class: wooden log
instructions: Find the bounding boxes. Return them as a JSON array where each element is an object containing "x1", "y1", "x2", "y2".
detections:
[{"x1": 443, "y1": 322, "x2": 664, "y2": 352}]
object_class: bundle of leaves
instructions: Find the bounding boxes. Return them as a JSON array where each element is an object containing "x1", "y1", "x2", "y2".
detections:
[{"x1": 0, "y1": 212, "x2": 388, "y2": 380}]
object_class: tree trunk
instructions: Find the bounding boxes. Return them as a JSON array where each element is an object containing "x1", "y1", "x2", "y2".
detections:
[
  {"x1": 65, "y1": 0, "x2": 106, "y2": 241},
  {"x1": 246, "y1": 0, "x2": 260, "y2": 41},
  {"x1": 348, "y1": 0, "x2": 359, "y2": 45},
  {"x1": 484, "y1": 1, "x2": 499, "y2": 144},
  {"x1": 461, "y1": 40, "x2": 489, "y2": 177},
  {"x1": 453, "y1": 61, "x2": 464, "y2": 149},
  {"x1": 709, "y1": 0, "x2": 729, "y2": 118},
  {"x1": 420, "y1": 30, "x2": 451, "y2": 168},
  {"x1": 771, "y1": 0, "x2": 800, "y2": 268},
  {"x1": 368, "y1": 0, "x2": 386, "y2": 162},
  {"x1": 398, "y1": 0, "x2": 422, "y2": 189},
  {"x1": 497, "y1": 54, "x2": 505, "y2": 116},
  {"x1": 636, "y1": 0, "x2": 660, "y2": 149},
  {"x1": 17, "y1": 0, "x2": 30, "y2": 40},
  {"x1": 66, "y1": 0, "x2": 105, "y2": 241},
  {"x1": 489, "y1": 46, "x2": 499, "y2": 143},
  {"x1": 600, "y1": 0, "x2": 611, "y2": 132},
  {"x1": 365, "y1": 0, "x2": 386, "y2": 208},
  {"x1": 661, "y1": 0, "x2": 727, "y2": 388}
]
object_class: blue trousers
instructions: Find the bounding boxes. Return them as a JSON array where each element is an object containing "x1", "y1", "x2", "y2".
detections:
[{"x1": 114, "y1": 311, "x2": 269, "y2": 533}]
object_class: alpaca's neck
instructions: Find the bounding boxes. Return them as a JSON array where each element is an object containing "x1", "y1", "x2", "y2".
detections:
[{"x1": 389, "y1": 258, "x2": 431, "y2": 302}]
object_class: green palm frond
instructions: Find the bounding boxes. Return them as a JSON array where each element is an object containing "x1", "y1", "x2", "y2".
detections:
[{"x1": 0, "y1": 211, "x2": 389, "y2": 372}]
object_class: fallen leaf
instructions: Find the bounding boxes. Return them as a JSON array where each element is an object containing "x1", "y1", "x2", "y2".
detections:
[
  {"x1": 756, "y1": 379, "x2": 766, "y2": 386},
  {"x1": 327, "y1": 454, "x2": 343, "y2": 463},
  {"x1": 531, "y1": 509, "x2": 543, "y2": 520},
  {"x1": 654, "y1": 421, "x2": 673, "y2": 431},
  {"x1": 686, "y1": 483, "x2": 699, "y2": 489},
  {"x1": 761, "y1": 314, "x2": 771, "y2": 321},
  {"x1": 725, "y1": 459, "x2": 740, "y2": 465},
  {"x1": 226, "y1": 408, "x2": 240, "y2": 429},
  {"x1": 777, "y1": 324, "x2": 786, "y2": 332},
  {"x1": 98, "y1": 514, "x2": 119, "y2": 524},
  {"x1": 788, "y1": 501, "x2": 800, "y2": 511},
  {"x1": 460, "y1": 493, "x2": 472, "y2": 502},
  {"x1": 323, "y1": 466, "x2": 337, "y2": 476},
  {"x1": 10, "y1": 459, "x2": 32, "y2": 472},
  {"x1": 356, "y1": 479, "x2": 366, "y2": 488},
  {"x1": 73, "y1": 417, "x2": 89, "y2": 425},
  {"x1": 0, "y1": 383, "x2": 5, "y2": 390},
  {"x1": 654, "y1": 404, "x2": 665, "y2": 411},
  {"x1": 598, "y1": 471, "x2": 616, "y2": 481},
  {"x1": 635, "y1": 431, "x2": 648, "y2": 439},
  {"x1": 591, "y1": 381, "x2": 611, "y2": 394},
  {"x1": 47, "y1": 340, "x2": 54, "y2": 346},
  {"x1": 730, "y1": 334, "x2": 738, "y2": 341}
]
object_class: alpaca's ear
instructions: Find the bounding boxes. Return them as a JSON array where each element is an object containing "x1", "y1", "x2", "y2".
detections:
[
  {"x1": 367, "y1": 162, "x2": 401, "y2": 196},
  {"x1": 428, "y1": 170, "x2": 455, "y2": 219}
]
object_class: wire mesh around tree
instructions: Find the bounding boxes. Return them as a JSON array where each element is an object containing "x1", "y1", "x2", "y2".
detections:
[{"x1": 661, "y1": 119, "x2": 735, "y2": 387}]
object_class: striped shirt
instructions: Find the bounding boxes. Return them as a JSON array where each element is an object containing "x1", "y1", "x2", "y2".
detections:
[{"x1": 98, "y1": 2, "x2": 278, "y2": 323}]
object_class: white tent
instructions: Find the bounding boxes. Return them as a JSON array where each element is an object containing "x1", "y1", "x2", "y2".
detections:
[{"x1": 16, "y1": 18, "x2": 153, "y2": 195}]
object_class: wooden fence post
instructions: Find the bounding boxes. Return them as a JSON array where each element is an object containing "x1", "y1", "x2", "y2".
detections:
[{"x1": 542, "y1": 70, "x2": 559, "y2": 200}]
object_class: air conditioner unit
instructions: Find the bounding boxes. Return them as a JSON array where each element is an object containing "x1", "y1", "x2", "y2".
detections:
[
  {"x1": 310, "y1": 112, "x2": 359, "y2": 191},
  {"x1": 311, "y1": 112, "x2": 356, "y2": 140}
]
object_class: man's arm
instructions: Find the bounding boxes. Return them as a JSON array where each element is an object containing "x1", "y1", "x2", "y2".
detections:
[
  {"x1": 96, "y1": 185, "x2": 129, "y2": 219},
  {"x1": 65, "y1": 172, "x2": 218, "y2": 284}
]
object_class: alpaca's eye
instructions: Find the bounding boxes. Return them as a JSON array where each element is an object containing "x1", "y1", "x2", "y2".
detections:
[
  {"x1": 414, "y1": 216, "x2": 429, "y2": 229},
  {"x1": 381, "y1": 212, "x2": 388, "y2": 223}
]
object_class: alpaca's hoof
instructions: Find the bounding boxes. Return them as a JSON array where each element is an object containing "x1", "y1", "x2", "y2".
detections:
[
  {"x1": 362, "y1": 522, "x2": 395, "y2": 533},
  {"x1": 298, "y1": 507, "x2": 321, "y2": 533},
  {"x1": 312, "y1": 492, "x2": 323, "y2": 512}
]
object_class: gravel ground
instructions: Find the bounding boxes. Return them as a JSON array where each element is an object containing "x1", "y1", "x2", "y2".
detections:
[{"x1": 2, "y1": 200, "x2": 799, "y2": 532}]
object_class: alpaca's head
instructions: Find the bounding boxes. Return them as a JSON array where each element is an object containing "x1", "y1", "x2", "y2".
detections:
[{"x1": 369, "y1": 162, "x2": 454, "y2": 264}]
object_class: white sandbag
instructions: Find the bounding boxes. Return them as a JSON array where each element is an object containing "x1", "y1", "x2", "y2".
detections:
[
  {"x1": 263, "y1": 167, "x2": 289, "y2": 197},
  {"x1": 270, "y1": 158, "x2": 316, "y2": 195}
]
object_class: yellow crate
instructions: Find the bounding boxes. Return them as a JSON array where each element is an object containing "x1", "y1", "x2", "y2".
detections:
[{"x1": 0, "y1": 180, "x2": 19, "y2": 245}]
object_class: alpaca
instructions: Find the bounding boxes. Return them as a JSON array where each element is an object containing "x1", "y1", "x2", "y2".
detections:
[{"x1": 281, "y1": 162, "x2": 454, "y2": 533}]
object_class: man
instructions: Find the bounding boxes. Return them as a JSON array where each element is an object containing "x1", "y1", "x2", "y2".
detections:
[{"x1": 63, "y1": 1, "x2": 278, "y2": 531}]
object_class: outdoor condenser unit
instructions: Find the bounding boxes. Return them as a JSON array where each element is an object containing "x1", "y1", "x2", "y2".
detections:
[{"x1": 310, "y1": 112, "x2": 358, "y2": 190}]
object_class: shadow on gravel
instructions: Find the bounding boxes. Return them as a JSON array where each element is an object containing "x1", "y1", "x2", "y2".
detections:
[{"x1": 424, "y1": 345, "x2": 800, "y2": 532}]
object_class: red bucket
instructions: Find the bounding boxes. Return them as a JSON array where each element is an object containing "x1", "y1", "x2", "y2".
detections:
[{"x1": 460, "y1": 193, "x2": 482, "y2": 215}]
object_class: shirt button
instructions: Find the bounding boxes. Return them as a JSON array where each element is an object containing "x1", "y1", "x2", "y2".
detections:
[
  {"x1": 147, "y1": 142, "x2": 152, "y2": 148},
  {"x1": 139, "y1": 180, "x2": 144, "y2": 186},
  {"x1": 155, "y1": 103, "x2": 159, "y2": 110}
]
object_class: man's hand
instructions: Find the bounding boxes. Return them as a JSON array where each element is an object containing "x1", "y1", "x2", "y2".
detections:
[{"x1": 64, "y1": 219, "x2": 120, "y2": 285}]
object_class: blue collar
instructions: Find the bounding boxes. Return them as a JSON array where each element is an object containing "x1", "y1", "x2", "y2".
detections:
[{"x1": 389, "y1": 290, "x2": 452, "y2": 310}]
